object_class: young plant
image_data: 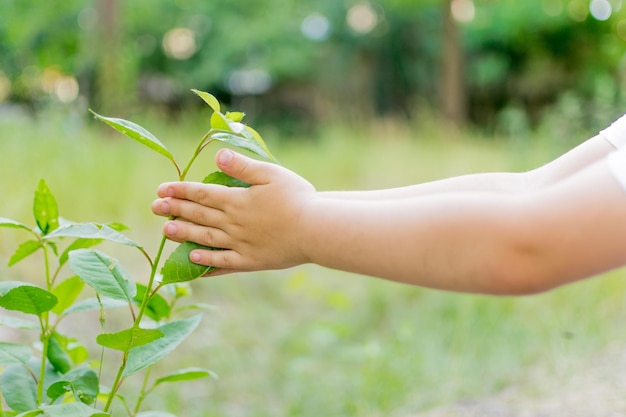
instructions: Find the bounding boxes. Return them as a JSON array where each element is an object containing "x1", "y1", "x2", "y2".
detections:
[{"x1": 0, "y1": 90, "x2": 277, "y2": 416}]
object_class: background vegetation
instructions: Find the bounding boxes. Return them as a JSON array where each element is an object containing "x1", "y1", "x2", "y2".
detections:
[{"x1": 1, "y1": 0, "x2": 626, "y2": 415}]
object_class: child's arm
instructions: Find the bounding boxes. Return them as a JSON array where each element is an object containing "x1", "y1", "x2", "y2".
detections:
[{"x1": 152, "y1": 145, "x2": 626, "y2": 295}]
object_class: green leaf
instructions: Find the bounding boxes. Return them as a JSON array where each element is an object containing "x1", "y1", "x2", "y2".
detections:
[
  {"x1": 160, "y1": 242, "x2": 217, "y2": 284},
  {"x1": 15, "y1": 412, "x2": 40, "y2": 417},
  {"x1": 134, "y1": 284, "x2": 170, "y2": 322},
  {"x1": 63, "y1": 297, "x2": 126, "y2": 315},
  {"x1": 46, "y1": 366, "x2": 99, "y2": 405},
  {"x1": 33, "y1": 179, "x2": 59, "y2": 235},
  {"x1": 68, "y1": 249, "x2": 136, "y2": 302},
  {"x1": 210, "y1": 131, "x2": 274, "y2": 161},
  {"x1": 173, "y1": 303, "x2": 217, "y2": 315},
  {"x1": 51, "y1": 276, "x2": 85, "y2": 315},
  {"x1": 0, "y1": 343, "x2": 32, "y2": 365},
  {"x1": 45, "y1": 223, "x2": 142, "y2": 249},
  {"x1": 0, "y1": 282, "x2": 57, "y2": 315},
  {"x1": 191, "y1": 89, "x2": 220, "y2": 113},
  {"x1": 0, "y1": 316, "x2": 39, "y2": 330},
  {"x1": 8, "y1": 240, "x2": 42, "y2": 267},
  {"x1": 136, "y1": 412, "x2": 177, "y2": 417},
  {"x1": 0, "y1": 218, "x2": 34, "y2": 233},
  {"x1": 0, "y1": 364, "x2": 38, "y2": 412},
  {"x1": 154, "y1": 367, "x2": 216, "y2": 388},
  {"x1": 58, "y1": 238, "x2": 102, "y2": 267},
  {"x1": 47, "y1": 333, "x2": 72, "y2": 374},
  {"x1": 37, "y1": 403, "x2": 108, "y2": 417},
  {"x1": 202, "y1": 171, "x2": 251, "y2": 188},
  {"x1": 162, "y1": 282, "x2": 192, "y2": 298},
  {"x1": 225, "y1": 111, "x2": 245, "y2": 122},
  {"x1": 90, "y1": 111, "x2": 175, "y2": 164},
  {"x1": 96, "y1": 327, "x2": 164, "y2": 351},
  {"x1": 124, "y1": 314, "x2": 202, "y2": 377},
  {"x1": 210, "y1": 112, "x2": 230, "y2": 131},
  {"x1": 243, "y1": 125, "x2": 277, "y2": 162}
]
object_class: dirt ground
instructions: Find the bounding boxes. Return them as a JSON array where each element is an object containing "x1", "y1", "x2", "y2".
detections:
[{"x1": 412, "y1": 343, "x2": 626, "y2": 417}]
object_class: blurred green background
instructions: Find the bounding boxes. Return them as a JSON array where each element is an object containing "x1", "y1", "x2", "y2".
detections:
[{"x1": 2, "y1": 0, "x2": 626, "y2": 416}]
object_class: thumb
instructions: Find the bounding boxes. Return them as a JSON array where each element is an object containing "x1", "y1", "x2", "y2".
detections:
[{"x1": 215, "y1": 149, "x2": 276, "y2": 185}]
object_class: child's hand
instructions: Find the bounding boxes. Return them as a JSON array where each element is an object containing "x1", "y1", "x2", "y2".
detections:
[{"x1": 152, "y1": 149, "x2": 317, "y2": 274}]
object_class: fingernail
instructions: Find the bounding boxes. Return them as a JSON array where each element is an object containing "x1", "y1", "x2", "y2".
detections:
[
  {"x1": 160, "y1": 200, "x2": 170, "y2": 214},
  {"x1": 165, "y1": 223, "x2": 177, "y2": 236},
  {"x1": 166, "y1": 186, "x2": 175, "y2": 198},
  {"x1": 218, "y1": 149, "x2": 234, "y2": 166},
  {"x1": 190, "y1": 251, "x2": 201, "y2": 262}
]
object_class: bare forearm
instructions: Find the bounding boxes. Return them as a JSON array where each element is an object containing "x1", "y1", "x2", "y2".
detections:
[
  {"x1": 300, "y1": 194, "x2": 527, "y2": 293},
  {"x1": 300, "y1": 159, "x2": 626, "y2": 295}
]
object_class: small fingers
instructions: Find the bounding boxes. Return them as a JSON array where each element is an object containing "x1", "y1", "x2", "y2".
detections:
[
  {"x1": 190, "y1": 247, "x2": 249, "y2": 271},
  {"x1": 163, "y1": 220, "x2": 231, "y2": 249},
  {"x1": 156, "y1": 182, "x2": 233, "y2": 208},
  {"x1": 152, "y1": 197, "x2": 224, "y2": 226}
]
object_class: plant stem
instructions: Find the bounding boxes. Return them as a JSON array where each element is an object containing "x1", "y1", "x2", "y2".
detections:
[
  {"x1": 105, "y1": 132, "x2": 212, "y2": 412},
  {"x1": 104, "y1": 234, "x2": 168, "y2": 412},
  {"x1": 180, "y1": 131, "x2": 213, "y2": 181},
  {"x1": 103, "y1": 353, "x2": 127, "y2": 412},
  {"x1": 37, "y1": 244, "x2": 53, "y2": 403},
  {"x1": 131, "y1": 367, "x2": 153, "y2": 415},
  {"x1": 37, "y1": 316, "x2": 49, "y2": 404}
]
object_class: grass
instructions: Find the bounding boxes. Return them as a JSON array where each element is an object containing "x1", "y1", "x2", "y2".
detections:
[{"x1": 1, "y1": 109, "x2": 625, "y2": 416}]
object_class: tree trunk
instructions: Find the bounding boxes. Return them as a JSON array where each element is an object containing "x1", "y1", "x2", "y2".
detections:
[
  {"x1": 439, "y1": 0, "x2": 467, "y2": 126},
  {"x1": 97, "y1": 0, "x2": 121, "y2": 113}
]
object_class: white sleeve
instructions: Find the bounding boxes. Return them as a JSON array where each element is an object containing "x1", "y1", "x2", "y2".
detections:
[
  {"x1": 600, "y1": 113, "x2": 626, "y2": 149},
  {"x1": 607, "y1": 147, "x2": 626, "y2": 192}
]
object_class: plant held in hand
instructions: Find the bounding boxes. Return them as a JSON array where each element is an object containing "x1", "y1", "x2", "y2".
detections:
[{"x1": 0, "y1": 90, "x2": 277, "y2": 416}]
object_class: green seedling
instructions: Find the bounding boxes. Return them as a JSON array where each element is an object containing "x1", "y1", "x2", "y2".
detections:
[{"x1": 0, "y1": 90, "x2": 277, "y2": 416}]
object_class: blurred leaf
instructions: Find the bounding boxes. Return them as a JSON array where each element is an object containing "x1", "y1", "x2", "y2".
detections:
[
  {"x1": 51, "y1": 276, "x2": 85, "y2": 315},
  {"x1": 202, "y1": 171, "x2": 251, "y2": 188},
  {"x1": 0, "y1": 316, "x2": 39, "y2": 330},
  {"x1": 243, "y1": 125, "x2": 277, "y2": 162},
  {"x1": 46, "y1": 366, "x2": 99, "y2": 405},
  {"x1": 160, "y1": 242, "x2": 216, "y2": 284},
  {"x1": 225, "y1": 111, "x2": 245, "y2": 122},
  {"x1": 173, "y1": 303, "x2": 217, "y2": 315},
  {"x1": 96, "y1": 327, "x2": 164, "y2": 351},
  {"x1": 63, "y1": 297, "x2": 126, "y2": 316},
  {"x1": 0, "y1": 364, "x2": 38, "y2": 412},
  {"x1": 0, "y1": 282, "x2": 57, "y2": 315},
  {"x1": 191, "y1": 89, "x2": 220, "y2": 113},
  {"x1": 124, "y1": 314, "x2": 202, "y2": 377},
  {"x1": 135, "y1": 412, "x2": 177, "y2": 417},
  {"x1": 8, "y1": 240, "x2": 41, "y2": 266},
  {"x1": 154, "y1": 367, "x2": 217, "y2": 387},
  {"x1": 161, "y1": 282, "x2": 192, "y2": 298},
  {"x1": 0, "y1": 343, "x2": 32, "y2": 365},
  {"x1": 46, "y1": 223, "x2": 142, "y2": 249},
  {"x1": 0, "y1": 218, "x2": 33, "y2": 233},
  {"x1": 58, "y1": 238, "x2": 102, "y2": 267},
  {"x1": 134, "y1": 283, "x2": 170, "y2": 322},
  {"x1": 47, "y1": 332, "x2": 72, "y2": 374},
  {"x1": 33, "y1": 179, "x2": 59, "y2": 235},
  {"x1": 68, "y1": 249, "x2": 136, "y2": 302},
  {"x1": 90, "y1": 111, "x2": 175, "y2": 165},
  {"x1": 210, "y1": 131, "x2": 274, "y2": 162},
  {"x1": 210, "y1": 112, "x2": 230, "y2": 131},
  {"x1": 37, "y1": 403, "x2": 108, "y2": 417}
]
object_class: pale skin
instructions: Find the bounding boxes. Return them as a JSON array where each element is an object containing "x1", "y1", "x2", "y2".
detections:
[{"x1": 151, "y1": 134, "x2": 626, "y2": 295}]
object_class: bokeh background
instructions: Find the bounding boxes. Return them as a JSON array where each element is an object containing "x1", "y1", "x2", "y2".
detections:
[{"x1": 2, "y1": 0, "x2": 626, "y2": 416}]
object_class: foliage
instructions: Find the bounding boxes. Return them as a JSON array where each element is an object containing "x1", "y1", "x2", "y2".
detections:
[
  {"x1": 0, "y1": 91, "x2": 276, "y2": 416},
  {"x1": 1, "y1": 1, "x2": 624, "y2": 128}
]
